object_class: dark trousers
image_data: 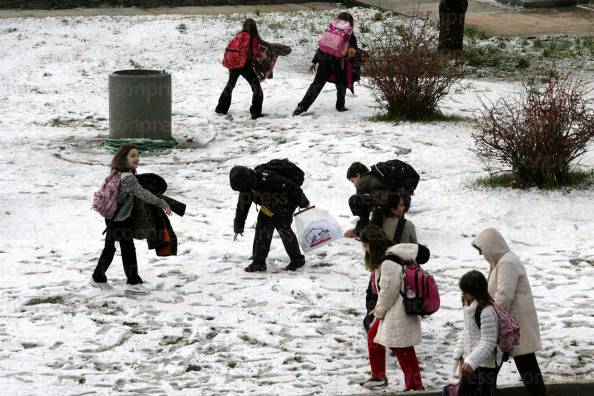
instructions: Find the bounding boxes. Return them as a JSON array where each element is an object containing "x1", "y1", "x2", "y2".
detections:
[
  {"x1": 93, "y1": 219, "x2": 142, "y2": 285},
  {"x1": 459, "y1": 366, "x2": 499, "y2": 396},
  {"x1": 252, "y1": 210, "x2": 304, "y2": 266},
  {"x1": 297, "y1": 59, "x2": 346, "y2": 111},
  {"x1": 216, "y1": 64, "x2": 263, "y2": 116},
  {"x1": 513, "y1": 353, "x2": 548, "y2": 396}
]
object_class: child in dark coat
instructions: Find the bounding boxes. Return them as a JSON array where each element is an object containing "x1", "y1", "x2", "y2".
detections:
[
  {"x1": 293, "y1": 12, "x2": 358, "y2": 115},
  {"x1": 230, "y1": 165, "x2": 311, "y2": 272},
  {"x1": 216, "y1": 19, "x2": 265, "y2": 119},
  {"x1": 344, "y1": 162, "x2": 417, "y2": 238}
]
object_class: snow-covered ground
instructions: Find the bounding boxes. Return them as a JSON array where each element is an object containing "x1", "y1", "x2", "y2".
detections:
[{"x1": 1, "y1": 7, "x2": 593, "y2": 396}]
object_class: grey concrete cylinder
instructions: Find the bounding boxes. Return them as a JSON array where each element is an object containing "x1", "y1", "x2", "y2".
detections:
[{"x1": 109, "y1": 70, "x2": 172, "y2": 140}]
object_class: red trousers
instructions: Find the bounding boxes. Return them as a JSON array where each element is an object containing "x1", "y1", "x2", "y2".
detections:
[{"x1": 367, "y1": 319, "x2": 423, "y2": 391}]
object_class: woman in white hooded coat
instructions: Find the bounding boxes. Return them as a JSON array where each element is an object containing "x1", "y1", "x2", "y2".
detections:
[
  {"x1": 472, "y1": 228, "x2": 547, "y2": 396},
  {"x1": 359, "y1": 226, "x2": 424, "y2": 391}
]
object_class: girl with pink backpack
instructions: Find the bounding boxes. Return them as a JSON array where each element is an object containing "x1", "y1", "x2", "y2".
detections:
[
  {"x1": 293, "y1": 12, "x2": 358, "y2": 115},
  {"x1": 91, "y1": 144, "x2": 171, "y2": 295},
  {"x1": 452, "y1": 270, "x2": 505, "y2": 396},
  {"x1": 359, "y1": 226, "x2": 425, "y2": 392}
]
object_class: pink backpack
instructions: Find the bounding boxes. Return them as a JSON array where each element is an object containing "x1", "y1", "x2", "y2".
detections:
[
  {"x1": 491, "y1": 303, "x2": 521, "y2": 353},
  {"x1": 92, "y1": 173, "x2": 121, "y2": 218},
  {"x1": 317, "y1": 19, "x2": 352, "y2": 58},
  {"x1": 384, "y1": 255, "x2": 440, "y2": 316}
]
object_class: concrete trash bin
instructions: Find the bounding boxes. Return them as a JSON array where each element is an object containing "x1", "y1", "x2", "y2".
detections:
[{"x1": 109, "y1": 69, "x2": 172, "y2": 140}]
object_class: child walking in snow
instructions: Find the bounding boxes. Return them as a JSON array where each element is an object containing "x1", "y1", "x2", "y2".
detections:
[
  {"x1": 359, "y1": 226, "x2": 424, "y2": 391},
  {"x1": 454, "y1": 270, "x2": 504, "y2": 396},
  {"x1": 91, "y1": 144, "x2": 171, "y2": 295},
  {"x1": 371, "y1": 192, "x2": 417, "y2": 244},
  {"x1": 216, "y1": 19, "x2": 265, "y2": 119},
  {"x1": 293, "y1": 12, "x2": 358, "y2": 115}
]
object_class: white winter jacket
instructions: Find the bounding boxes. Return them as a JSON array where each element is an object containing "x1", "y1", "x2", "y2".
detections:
[
  {"x1": 472, "y1": 228, "x2": 542, "y2": 356},
  {"x1": 373, "y1": 244, "x2": 422, "y2": 348},
  {"x1": 454, "y1": 300, "x2": 503, "y2": 369}
]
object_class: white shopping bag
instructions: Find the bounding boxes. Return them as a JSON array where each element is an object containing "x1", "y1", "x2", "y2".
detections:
[{"x1": 294, "y1": 206, "x2": 342, "y2": 252}]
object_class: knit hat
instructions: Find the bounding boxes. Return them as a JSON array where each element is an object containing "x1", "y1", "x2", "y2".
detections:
[{"x1": 229, "y1": 166, "x2": 257, "y2": 192}]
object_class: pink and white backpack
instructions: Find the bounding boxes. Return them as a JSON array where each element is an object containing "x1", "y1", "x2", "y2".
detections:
[
  {"x1": 384, "y1": 254, "x2": 441, "y2": 316},
  {"x1": 317, "y1": 19, "x2": 353, "y2": 58},
  {"x1": 491, "y1": 303, "x2": 521, "y2": 353},
  {"x1": 92, "y1": 172, "x2": 121, "y2": 218}
]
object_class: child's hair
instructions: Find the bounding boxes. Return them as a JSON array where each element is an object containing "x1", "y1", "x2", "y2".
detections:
[
  {"x1": 360, "y1": 225, "x2": 394, "y2": 271},
  {"x1": 242, "y1": 18, "x2": 260, "y2": 39},
  {"x1": 110, "y1": 144, "x2": 139, "y2": 174},
  {"x1": 459, "y1": 270, "x2": 494, "y2": 309},
  {"x1": 346, "y1": 162, "x2": 368, "y2": 179},
  {"x1": 337, "y1": 12, "x2": 354, "y2": 27},
  {"x1": 371, "y1": 192, "x2": 403, "y2": 227}
]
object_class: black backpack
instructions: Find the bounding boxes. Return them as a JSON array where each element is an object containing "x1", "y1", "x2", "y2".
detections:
[
  {"x1": 255, "y1": 159, "x2": 305, "y2": 187},
  {"x1": 371, "y1": 159, "x2": 420, "y2": 192}
]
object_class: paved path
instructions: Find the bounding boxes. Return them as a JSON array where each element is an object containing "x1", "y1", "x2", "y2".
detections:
[
  {"x1": 0, "y1": 2, "x2": 334, "y2": 18},
  {"x1": 1, "y1": 1, "x2": 593, "y2": 37},
  {"x1": 354, "y1": 0, "x2": 594, "y2": 37}
]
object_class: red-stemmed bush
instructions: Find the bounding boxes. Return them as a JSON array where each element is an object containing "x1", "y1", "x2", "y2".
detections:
[
  {"x1": 473, "y1": 72, "x2": 594, "y2": 188},
  {"x1": 362, "y1": 14, "x2": 463, "y2": 120}
]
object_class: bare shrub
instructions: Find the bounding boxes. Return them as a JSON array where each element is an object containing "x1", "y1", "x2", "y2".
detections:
[
  {"x1": 362, "y1": 14, "x2": 463, "y2": 120},
  {"x1": 473, "y1": 72, "x2": 594, "y2": 188}
]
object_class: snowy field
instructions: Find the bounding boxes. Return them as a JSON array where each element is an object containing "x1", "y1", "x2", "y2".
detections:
[{"x1": 1, "y1": 7, "x2": 593, "y2": 396}]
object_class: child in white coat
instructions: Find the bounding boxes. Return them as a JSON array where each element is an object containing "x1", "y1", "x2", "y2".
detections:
[
  {"x1": 454, "y1": 270, "x2": 504, "y2": 396},
  {"x1": 359, "y1": 226, "x2": 424, "y2": 391}
]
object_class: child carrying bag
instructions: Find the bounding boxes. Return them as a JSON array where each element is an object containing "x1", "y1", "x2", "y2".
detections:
[{"x1": 294, "y1": 206, "x2": 342, "y2": 252}]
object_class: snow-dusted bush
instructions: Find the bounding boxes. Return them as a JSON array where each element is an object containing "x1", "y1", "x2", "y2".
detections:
[
  {"x1": 473, "y1": 73, "x2": 594, "y2": 188},
  {"x1": 362, "y1": 15, "x2": 463, "y2": 120}
]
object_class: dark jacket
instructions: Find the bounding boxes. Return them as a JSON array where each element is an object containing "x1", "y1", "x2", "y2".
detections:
[
  {"x1": 364, "y1": 272, "x2": 379, "y2": 332},
  {"x1": 234, "y1": 171, "x2": 310, "y2": 234},
  {"x1": 356, "y1": 172, "x2": 388, "y2": 196},
  {"x1": 312, "y1": 35, "x2": 359, "y2": 92},
  {"x1": 133, "y1": 173, "x2": 185, "y2": 256}
]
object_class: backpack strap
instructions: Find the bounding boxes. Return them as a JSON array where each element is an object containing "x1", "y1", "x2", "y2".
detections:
[
  {"x1": 394, "y1": 218, "x2": 407, "y2": 243},
  {"x1": 474, "y1": 306, "x2": 483, "y2": 329},
  {"x1": 382, "y1": 254, "x2": 407, "y2": 297}
]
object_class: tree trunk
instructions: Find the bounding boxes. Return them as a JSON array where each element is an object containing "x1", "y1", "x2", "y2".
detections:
[{"x1": 438, "y1": 0, "x2": 469, "y2": 51}]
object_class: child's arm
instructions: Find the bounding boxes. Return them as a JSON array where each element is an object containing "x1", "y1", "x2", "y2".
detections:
[
  {"x1": 464, "y1": 307, "x2": 498, "y2": 370},
  {"x1": 280, "y1": 177, "x2": 310, "y2": 209},
  {"x1": 121, "y1": 175, "x2": 168, "y2": 209},
  {"x1": 234, "y1": 192, "x2": 252, "y2": 234},
  {"x1": 373, "y1": 260, "x2": 399, "y2": 318}
]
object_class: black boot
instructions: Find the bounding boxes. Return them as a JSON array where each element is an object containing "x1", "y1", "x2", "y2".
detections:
[
  {"x1": 284, "y1": 258, "x2": 305, "y2": 271},
  {"x1": 245, "y1": 262, "x2": 267, "y2": 272},
  {"x1": 293, "y1": 106, "x2": 306, "y2": 116}
]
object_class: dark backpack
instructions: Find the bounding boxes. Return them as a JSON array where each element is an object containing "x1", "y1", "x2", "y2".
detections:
[
  {"x1": 255, "y1": 159, "x2": 305, "y2": 187},
  {"x1": 371, "y1": 160, "x2": 420, "y2": 192}
]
